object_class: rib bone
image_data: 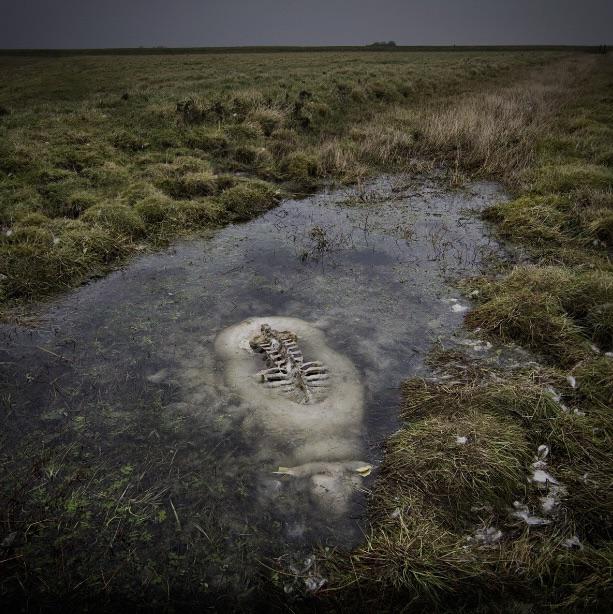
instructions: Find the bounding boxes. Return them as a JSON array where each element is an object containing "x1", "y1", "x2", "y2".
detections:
[{"x1": 249, "y1": 324, "x2": 329, "y2": 404}]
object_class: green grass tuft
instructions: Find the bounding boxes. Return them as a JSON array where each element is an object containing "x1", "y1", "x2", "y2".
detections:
[
  {"x1": 216, "y1": 180, "x2": 280, "y2": 221},
  {"x1": 81, "y1": 203, "x2": 146, "y2": 238},
  {"x1": 384, "y1": 410, "x2": 530, "y2": 517}
]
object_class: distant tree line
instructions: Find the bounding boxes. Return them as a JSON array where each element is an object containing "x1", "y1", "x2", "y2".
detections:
[{"x1": 367, "y1": 41, "x2": 397, "y2": 47}]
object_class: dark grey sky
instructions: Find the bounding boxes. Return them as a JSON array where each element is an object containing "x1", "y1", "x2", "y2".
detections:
[{"x1": 1, "y1": 0, "x2": 611, "y2": 49}]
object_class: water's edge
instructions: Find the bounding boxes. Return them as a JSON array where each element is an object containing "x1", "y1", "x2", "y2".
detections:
[{"x1": 0, "y1": 174, "x2": 513, "y2": 595}]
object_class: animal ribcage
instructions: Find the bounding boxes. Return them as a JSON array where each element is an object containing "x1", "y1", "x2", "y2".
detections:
[{"x1": 250, "y1": 324, "x2": 329, "y2": 404}]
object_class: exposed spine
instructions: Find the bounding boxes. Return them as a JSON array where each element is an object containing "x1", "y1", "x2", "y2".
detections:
[{"x1": 250, "y1": 324, "x2": 329, "y2": 404}]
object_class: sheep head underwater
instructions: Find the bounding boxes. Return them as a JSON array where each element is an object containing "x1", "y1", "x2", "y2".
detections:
[{"x1": 215, "y1": 316, "x2": 372, "y2": 519}]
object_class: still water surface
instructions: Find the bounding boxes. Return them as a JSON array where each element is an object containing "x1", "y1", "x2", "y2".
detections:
[{"x1": 0, "y1": 175, "x2": 507, "y2": 592}]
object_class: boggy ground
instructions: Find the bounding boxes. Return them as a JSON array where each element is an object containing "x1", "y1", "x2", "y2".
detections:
[
  {"x1": 0, "y1": 49, "x2": 568, "y2": 312},
  {"x1": 0, "y1": 48, "x2": 612, "y2": 611},
  {"x1": 316, "y1": 52, "x2": 613, "y2": 612}
]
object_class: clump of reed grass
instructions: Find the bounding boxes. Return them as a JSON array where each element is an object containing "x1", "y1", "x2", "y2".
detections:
[
  {"x1": 531, "y1": 163, "x2": 613, "y2": 194},
  {"x1": 133, "y1": 193, "x2": 176, "y2": 225},
  {"x1": 279, "y1": 151, "x2": 320, "y2": 187},
  {"x1": 0, "y1": 220, "x2": 121, "y2": 299},
  {"x1": 148, "y1": 156, "x2": 218, "y2": 198},
  {"x1": 484, "y1": 195, "x2": 570, "y2": 245},
  {"x1": 175, "y1": 95, "x2": 209, "y2": 124},
  {"x1": 184, "y1": 126, "x2": 230, "y2": 153},
  {"x1": 248, "y1": 108, "x2": 285, "y2": 136}
]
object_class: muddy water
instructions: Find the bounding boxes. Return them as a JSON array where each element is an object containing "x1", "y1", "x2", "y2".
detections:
[{"x1": 0, "y1": 175, "x2": 507, "y2": 591}]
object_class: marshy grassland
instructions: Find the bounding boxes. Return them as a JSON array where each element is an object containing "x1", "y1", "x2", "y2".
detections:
[
  {"x1": 0, "y1": 49, "x2": 572, "y2": 310},
  {"x1": 1, "y1": 48, "x2": 612, "y2": 611}
]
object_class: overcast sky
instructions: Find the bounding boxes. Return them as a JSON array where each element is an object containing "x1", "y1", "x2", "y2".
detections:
[{"x1": 1, "y1": 0, "x2": 611, "y2": 49}]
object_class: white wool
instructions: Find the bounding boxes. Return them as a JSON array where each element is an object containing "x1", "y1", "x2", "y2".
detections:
[
  {"x1": 461, "y1": 339, "x2": 492, "y2": 352},
  {"x1": 215, "y1": 316, "x2": 368, "y2": 515},
  {"x1": 531, "y1": 469, "x2": 559, "y2": 485},
  {"x1": 511, "y1": 502, "x2": 551, "y2": 526},
  {"x1": 540, "y1": 495, "x2": 558, "y2": 514},
  {"x1": 563, "y1": 535, "x2": 583, "y2": 549},
  {"x1": 472, "y1": 526, "x2": 502, "y2": 544},
  {"x1": 304, "y1": 576, "x2": 326, "y2": 592},
  {"x1": 545, "y1": 387, "x2": 562, "y2": 403}
]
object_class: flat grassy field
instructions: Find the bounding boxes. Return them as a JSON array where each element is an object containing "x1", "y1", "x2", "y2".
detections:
[
  {"x1": 0, "y1": 48, "x2": 611, "y2": 611},
  {"x1": 0, "y1": 49, "x2": 566, "y2": 308}
]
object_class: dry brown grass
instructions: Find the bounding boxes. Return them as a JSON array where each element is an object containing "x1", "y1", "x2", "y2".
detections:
[{"x1": 356, "y1": 56, "x2": 597, "y2": 183}]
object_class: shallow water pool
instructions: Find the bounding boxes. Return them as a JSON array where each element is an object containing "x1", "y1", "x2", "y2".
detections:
[{"x1": 0, "y1": 175, "x2": 507, "y2": 597}]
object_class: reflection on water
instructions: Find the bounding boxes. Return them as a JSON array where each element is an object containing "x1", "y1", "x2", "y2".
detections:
[{"x1": 0, "y1": 175, "x2": 507, "y2": 595}]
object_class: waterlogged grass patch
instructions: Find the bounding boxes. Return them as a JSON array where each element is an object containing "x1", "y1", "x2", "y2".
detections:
[
  {"x1": 133, "y1": 193, "x2": 176, "y2": 224},
  {"x1": 0, "y1": 222, "x2": 121, "y2": 299},
  {"x1": 323, "y1": 356, "x2": 611, "y2": 609},
  {"x1": 0, "y1": 414, "x2": 276, "y2": 610},
  {"x1": 466, "y1": 291, "x2": 588, "y2": 366},
  {"x1": 484, "y1": 195, "x2": 570, "y2": 244},
  {"x1": 167, "y1": 170, "x2": 218, "y2": 197},
  {"x1": 345, "y1": 491, "x2": 487, "y2": 603},
  {"x1": 148, "y1": 155, "x2": 216, "y2": 196},
  {"x1": 384, "y1": 411, "x2": 530, "y2": 516},
  {"x1": 216, "y1": 180, "x2": 281, "y2": 221},
  {"x1": 573, "y1": 356, "x2": 613, "y2": 408},
  {"x1": 280, "y1": 150, "x2": 321, "y2": 187},
  {"x1": 0, "y1": 48, "x2": 566, "y2": 310},
  {"x1": 464, "y1": 265, "x2": 613, "y2": 360}
]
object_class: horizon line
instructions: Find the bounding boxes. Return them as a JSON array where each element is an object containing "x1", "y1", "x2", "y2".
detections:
[{"x1": 1, "y1": 43, "x2": 610, "y2": 53}]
